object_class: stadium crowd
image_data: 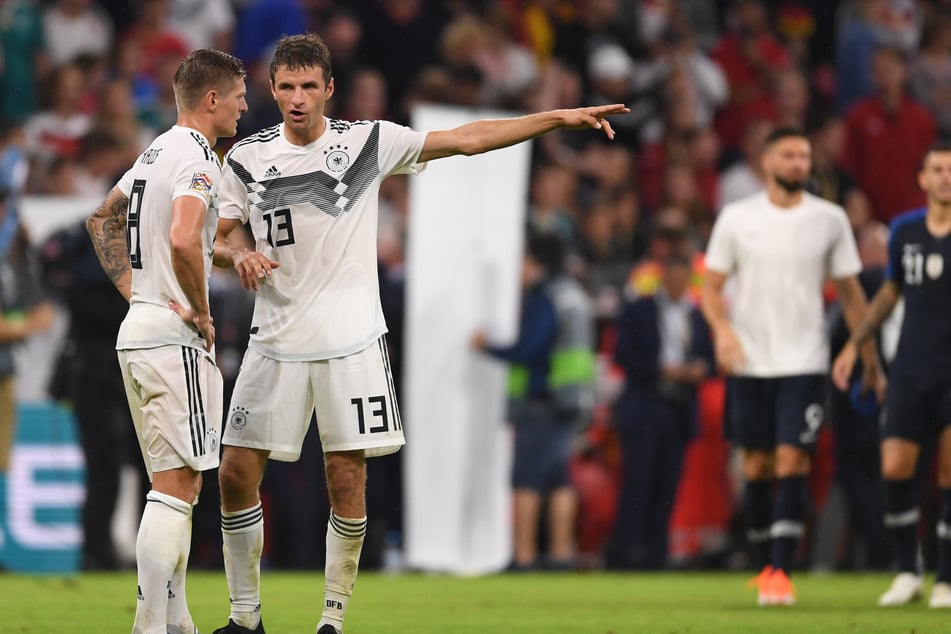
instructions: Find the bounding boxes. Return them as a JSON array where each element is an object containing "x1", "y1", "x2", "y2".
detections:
[{"x1": 1, "y1": 0, "x2": 949, "y2": 576}]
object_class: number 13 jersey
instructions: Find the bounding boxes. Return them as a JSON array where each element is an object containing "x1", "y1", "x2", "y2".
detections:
[{"x1": 219, "y1": 119, "x2": 426, "y2": 361}]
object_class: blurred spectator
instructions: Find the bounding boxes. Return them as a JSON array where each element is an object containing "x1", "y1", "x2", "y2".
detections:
[
  {"x1": 606, "y1": 254, "x2": 713, "y2": 569},
  {"x1": 234, "y1": 0, "x2": 308, "y2": 67},
  {"x1": 908, "y1": 15, "x2": 951, "y2": 139},
  {"x1": 138, "y1": 52, "x2": 184, "y2": 135},
  {"x1": 717, "y1": 118, "x2": 773, "y2": 210},
  {"x1": 71, "y1": 131, "x2": 126, "y2": 199},
  {"x1": 340, "y1": 68, "x2": 389, "y2": 122},
  {"x1": 0, "y1": 0, "x2": 48, "y2": 123},
  {"x1": 123, "y1": 0, "x2": 190, "y2": 82},
  {"x1": 806, "y1": 113, "x2": 873, "y2": 232},
  {"x1": 42, "y1": 0, "x2": 113, "y2": 67},
  {"x1": 317, "y1": 7, "x2": 363, "y2": 116},
  {"x1": 527, "y1": 162, "x2": 579, "y2": 248},
  {"x1": 439, "y1": 12, "x2": 540, "y2": 110},
  {"x1": 551, "y1": 0, "x2": 638, "y2": 98},
  {"x1": 663, "y1": 161, "x2": 713, "y2": 232},
  {"x1": 22, "y1": 63, "x2": 92, "y2": 166},
  {"x1": 356, "y1": 0, "x2": 449, "y2": 116},
  {"x1": 585, "y1": 43, "x2": 640, "y2": 142},
  {"x1": 43, "y1": 220, "x2": 144, "y2": 571},
  {"x1": 575, "y1": 198, "x2": 634, "y2": 322},
  {"x1": 775, "y1": 3, "x2": 817, "y2": 67},
  {"x1": 475, "y1": 232, "x2": 590, "y2": 570},
  {"x1": 627, "y1": 23, "x2": 728, "y2": 145},
  {"x1": 111, "y1": 38, "x2": 160, "y2": 113},
  {"x1": 836, "y1": 0, "x2": 917, "y2": 113},
  {"x1": 91, "y1": 79, "x2": 156, "y2": 164},
  {"x1": 626, "y1": 206, "x2": 704, "y2": 301},
  {"x1": 844, "y1": 45, "x2": 935, "y2": 223},
  {"x1": 710, "y1": 0, "x2": 791, "y2": 151},
  {"x1": 168, "y1": 0, "x2": 235, "y2": 52},
  {"x1": 822, "y1": 219, "x2": 891, "y2": 570},
  {"x1": 773, "y1": 68, "x2": 812, "y2": 131}
]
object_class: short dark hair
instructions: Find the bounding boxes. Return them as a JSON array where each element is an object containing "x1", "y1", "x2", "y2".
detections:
[
  {"x1": 764, "y1": 126, "x2": 808, "y2": 147},
  {"x1": 921, "y1": 140, "x2": 951, "y2": 169},
  {"x1": 270, "y1": 33, "x2": 333, "y2": 85},
  {"x1": 663, "y1": 253, "x2": 693, "y2": 270},
  {"x1": 526, "y1": 230, "x2": 566, "y2": 275},
  {"x1": 173, "y1": 49, "x2": 246, "y2": 111}
]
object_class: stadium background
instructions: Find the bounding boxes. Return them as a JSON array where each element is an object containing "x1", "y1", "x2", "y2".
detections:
[{"x1": 0, "y1": 0, "x2": 945, "y2": 581}]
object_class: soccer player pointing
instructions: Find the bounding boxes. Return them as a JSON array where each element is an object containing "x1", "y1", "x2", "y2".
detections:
[
  {"x1": 211, "y1": 33, "x2": 628, "y2": 634},
  {"x1": 702, "y1": 128, "x2": 882, "y2": 606},
  {"x1": 833, "y1": 142, "x2": 951, "y2": 608}
]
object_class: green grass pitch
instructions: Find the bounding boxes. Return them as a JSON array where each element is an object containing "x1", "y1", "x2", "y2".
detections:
[{"x1": 2, "y1": 571, "x2": 948, "y2": 633}]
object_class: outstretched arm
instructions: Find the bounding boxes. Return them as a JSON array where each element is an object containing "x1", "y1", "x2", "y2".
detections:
[
  {"x1": 86, "y1": 186, "x2": 132, "y2": 302},
  {"x1": 418, "y1": 104, "x2": 630, "y2": 163}
]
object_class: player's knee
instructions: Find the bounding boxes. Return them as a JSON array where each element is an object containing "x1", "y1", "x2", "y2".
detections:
[
  {"x1": 218, "y1": 449, "x2": 263, "y2": 495},
  {"x1": 742, "y1": 452, "x2": 772, "y2": 481},
  {"x1": 881, "y1": 456, "x2": 916, "y2": 481},
  {"x1": 325, "y1": 452, "x2": 366, "y2": 501},
  {"x1": 937, "y1": 463, "x2": 951, "y2": 488}
]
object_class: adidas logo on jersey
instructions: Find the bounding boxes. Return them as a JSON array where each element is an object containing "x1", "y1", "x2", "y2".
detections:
[{"x1": 263, "y1": 165, "x2": 281, "y2": 178}]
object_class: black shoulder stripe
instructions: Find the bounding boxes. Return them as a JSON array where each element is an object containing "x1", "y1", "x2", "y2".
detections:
[{"x1": 189, "y1": 131, "x2": 213, "y2": 162}]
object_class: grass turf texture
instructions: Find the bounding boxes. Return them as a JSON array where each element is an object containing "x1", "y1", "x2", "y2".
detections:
[{"x1": 2, "y1": 571, "x2": 947, "y2": 633}]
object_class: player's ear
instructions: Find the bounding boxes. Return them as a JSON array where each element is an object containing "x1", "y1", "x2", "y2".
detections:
[
  {"x1": 206, "y1": 89, "x2": 219, "y2": 111},
  {"x1": 326, "y1": 77, "x2": 335, "y2": 101}
]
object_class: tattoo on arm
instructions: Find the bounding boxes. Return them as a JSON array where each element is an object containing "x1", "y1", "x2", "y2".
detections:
[
  {"x1": 87, "y1": 191, "x2": 131, "y2": 295},
  {"x1": 849, "y1": 282, "x2": 899, "y2": 347}
]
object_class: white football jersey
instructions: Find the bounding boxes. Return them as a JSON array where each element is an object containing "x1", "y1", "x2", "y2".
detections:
[
  {"x1": 219, "y1": 119, "x2": 426, "y2": 361},
  {"x1": 705, "y1": 191, "x2": 861, "y2": 377},
  {"x1": 115, "y1": 125, "x2": 222, "y2": 351}
]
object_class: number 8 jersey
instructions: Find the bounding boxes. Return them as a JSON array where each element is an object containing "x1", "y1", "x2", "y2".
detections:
[
  {"x1": 115, "y1": 125, "x2": 222, "y2": 352},
  {"x1": 219, "y1": 119, "x2": 426, "y2": 361}
]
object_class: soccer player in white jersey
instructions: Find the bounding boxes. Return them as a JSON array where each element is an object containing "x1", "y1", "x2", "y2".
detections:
[
  {"x1": 209, "y1": 33, "x2": 628, "y2": 634},
  {"x1": 86, "y1": 49, "x2": 247, "y2": 634},
  {"x1": 701, "y1": 127, "x2": 884, "y2": 606}
]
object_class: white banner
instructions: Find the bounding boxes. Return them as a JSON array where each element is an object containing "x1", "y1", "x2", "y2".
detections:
[{"x1": 403, "y1": 104, "x2": 529, "y2": 574}]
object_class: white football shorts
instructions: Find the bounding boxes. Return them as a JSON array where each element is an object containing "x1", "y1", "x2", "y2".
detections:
[
  {"x1": 118, "y1": 345, "x2": 224, "y2": 479},
  {"x1": 224, "y1": 338, "x2": 404, "y2": 460}
]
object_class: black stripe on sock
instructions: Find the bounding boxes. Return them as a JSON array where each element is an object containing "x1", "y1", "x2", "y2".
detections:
[{"x1": 329, "y1": 513, "x2": 367, "y2": 539}]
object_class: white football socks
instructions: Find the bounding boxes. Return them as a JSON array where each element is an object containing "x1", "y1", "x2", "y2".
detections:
[
  {"x1": 165, "y1": 498, "x2": 196, "y2": 634},
  {"x1": 133, "y1": 490, "x2": 193, "y2": 634},
  {"x1": 222, "y1": 502, "x2": 265, "y2": 630},
  {"x1": 318, "y1": 512, "x2": 367, "y2": 634}
]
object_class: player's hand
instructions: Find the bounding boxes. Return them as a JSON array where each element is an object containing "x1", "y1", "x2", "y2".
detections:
[
  {"x1": 168, "y1": 300, "x2": 216, "y2": 351},
  {"x1": 713, "y1": 326, "x2": 745, "y2": 375},
  {"x1": 471, "y1": 330, "x2": 487, "y2": 351},
  {"x1": 561, "y1": 104, "x2": 631, "y2": 140},
  {"x1": 860, "y1": 358, "x2": 887, "y2": 404},
  {"x1": 831, "y1": 341, "x2": 858, "y2": 392},
  {"x1": 233, "y1": 247, "x2": 280, "y2": 291}
]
